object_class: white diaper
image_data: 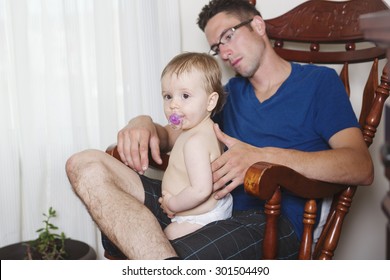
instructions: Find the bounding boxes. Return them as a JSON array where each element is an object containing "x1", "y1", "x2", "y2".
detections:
[{"x1": 171, "y1": 193, "x2": 233, "y2": 226}]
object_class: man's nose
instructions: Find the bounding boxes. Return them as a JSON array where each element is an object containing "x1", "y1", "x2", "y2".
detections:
[{"x1": 219, "y1": 44, "x2": 232, "y2": 60}]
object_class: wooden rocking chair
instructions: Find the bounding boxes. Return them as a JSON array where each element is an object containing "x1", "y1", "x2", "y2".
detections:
[
  {"x1": 105, "y1": 0, "x2": 390, "y2": 260},
  {"x1": 243, "y1": 0, "x2": 390, "y2": 259}
]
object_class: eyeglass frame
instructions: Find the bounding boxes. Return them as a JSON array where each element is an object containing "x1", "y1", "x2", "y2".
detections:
[{"x1": 209, "y1": 18, "x2": 254, "y2": 56}]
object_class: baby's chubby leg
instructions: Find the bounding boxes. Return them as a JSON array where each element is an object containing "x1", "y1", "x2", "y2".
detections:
[{"x1": 165, "y1": 221, "x2": 203, "y2": 240}]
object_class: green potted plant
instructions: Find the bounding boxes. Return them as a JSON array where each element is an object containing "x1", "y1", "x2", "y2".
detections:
[
  {"x1": 0, "y1": 207, "x2": 96, "y2": 260},
  {"x1": 25, "y1": 207, "x2": 68, "y2": 260}
]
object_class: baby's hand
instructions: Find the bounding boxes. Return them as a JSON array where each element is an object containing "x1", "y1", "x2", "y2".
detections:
[{"x1": 159, "y1": 191, "x2": 175, "y2": 218}]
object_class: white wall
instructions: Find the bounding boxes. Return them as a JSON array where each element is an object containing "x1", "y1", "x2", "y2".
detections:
[{"x1": 179, "y1": 0, "x2": 390, "y2": 259}]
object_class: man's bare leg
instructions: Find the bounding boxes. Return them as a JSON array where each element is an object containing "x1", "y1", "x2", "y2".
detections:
[{"x1": 66, "y1": 149, "x2": 177, "y2": 259}]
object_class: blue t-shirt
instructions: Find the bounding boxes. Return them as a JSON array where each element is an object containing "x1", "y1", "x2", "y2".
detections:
[{"x1": 213, "y1": 62, "x2": 359, "y2": 239}]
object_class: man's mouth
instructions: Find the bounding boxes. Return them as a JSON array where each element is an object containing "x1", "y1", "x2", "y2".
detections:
[{"x1": 230, "y1": 57, "x2": 242, "y2": 68}]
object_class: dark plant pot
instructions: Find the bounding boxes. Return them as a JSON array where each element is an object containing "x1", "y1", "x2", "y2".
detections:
[{"x1": 0, "y1": 239, "x2": 96, "y2": 260}]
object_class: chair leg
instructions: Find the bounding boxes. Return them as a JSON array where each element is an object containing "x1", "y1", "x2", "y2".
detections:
[
  {"x1": 299, "y1": 199, "x2": 317, "y2": 260},
  {"x1": 318, "y1": 187, "x2": 356, "y2": 260},
  {"x1": 262, "y1": 187, "x2": 281, "y2": 259}
]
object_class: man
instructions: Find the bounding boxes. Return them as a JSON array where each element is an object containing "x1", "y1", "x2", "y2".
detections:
[{"x1": 66, "y1": 0, "x2": 373, "y2": 259}]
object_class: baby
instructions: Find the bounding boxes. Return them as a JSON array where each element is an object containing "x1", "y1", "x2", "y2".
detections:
[{"x1": 159, "y1": 52, "x2": 232, "y2": 240}]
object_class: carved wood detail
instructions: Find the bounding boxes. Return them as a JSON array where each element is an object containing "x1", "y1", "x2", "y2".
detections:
[{"x1": 266, "y1": 0, "x2": 389, "y2": 42}]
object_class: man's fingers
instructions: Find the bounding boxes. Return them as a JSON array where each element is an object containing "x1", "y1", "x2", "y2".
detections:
[
  {"x1": 213, "y1": 123, "x2": 236, "y2": 148},
  {"x1": 214, "y1": 180, "x2": 239, "y2": 199},
  {"x1": 149, "y1": 136, "x2": 162, "y2": 166},
  {"x1": 138, "y1": 135, "x2": 151, "y2": 173},
  {"x1": 117, "y1": 130, "x2": 128, "y2": 165}
]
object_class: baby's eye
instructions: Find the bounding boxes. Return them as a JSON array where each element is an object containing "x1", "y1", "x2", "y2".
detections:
[
  {"x1": 163, "y1": 94, "x2": 172, "y2": 100},
  {"x1": 182, "y1": 93, "x2": 190, "y2": 99}
]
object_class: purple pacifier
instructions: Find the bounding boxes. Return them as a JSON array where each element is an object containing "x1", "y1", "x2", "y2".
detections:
[{"x1": 168, "y1": 113, "x2": 183, "y2": 129}]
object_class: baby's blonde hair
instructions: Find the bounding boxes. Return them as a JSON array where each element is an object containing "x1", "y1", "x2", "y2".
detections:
[{"x1": 161, "y1": 52, "x2": 226, "y2": 115}]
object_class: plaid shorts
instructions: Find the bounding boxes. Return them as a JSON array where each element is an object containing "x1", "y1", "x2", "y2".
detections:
[{"x1": 102, "y1": 175, "x2": 300, "y2": 260}]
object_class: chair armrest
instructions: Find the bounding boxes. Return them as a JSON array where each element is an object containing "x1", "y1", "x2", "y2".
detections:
[
  {"x1": 244, "y1": 162, "x2": 348, "y2": 200},
  {"x1": 105, "y1": 144, "x2": 169, "y2": 171},
  {"x1": 106, "y1": 145, "x2": 346, "y2": 199}
]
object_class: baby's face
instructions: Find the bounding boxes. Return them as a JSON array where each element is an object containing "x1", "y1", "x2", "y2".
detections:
[{"x1": 161, "y1": 69, "x2": 212, "y2": 130}]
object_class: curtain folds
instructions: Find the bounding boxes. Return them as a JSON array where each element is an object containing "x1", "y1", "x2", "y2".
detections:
[{"x1": 0, "y1": 0, "x2": 181, "y2": 259}]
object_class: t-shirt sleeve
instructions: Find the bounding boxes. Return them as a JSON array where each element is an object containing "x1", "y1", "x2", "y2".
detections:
[{"x1": 314, "y1": 68, "x2": 359, "y2": 141}]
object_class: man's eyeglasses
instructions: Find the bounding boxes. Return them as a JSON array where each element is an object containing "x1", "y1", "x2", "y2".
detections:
[{"x1": 209, "y1": 18, "x2": 254, "y2": 56}]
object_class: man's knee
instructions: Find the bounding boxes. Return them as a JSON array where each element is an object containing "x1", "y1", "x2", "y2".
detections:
[{"x1": 65, "y1": 149, "x2": 106, "y2": 188}]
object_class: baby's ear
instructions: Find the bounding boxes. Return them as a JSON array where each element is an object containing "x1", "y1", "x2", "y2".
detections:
[{"x1": 207, "y1": 92, "x2": 219, "y2": 112}]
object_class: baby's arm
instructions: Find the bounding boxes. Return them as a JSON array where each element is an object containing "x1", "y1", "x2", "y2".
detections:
[
  {"x1": 164, "y1": 135, "x2": 214, "y2": 213},
  {"x1": 159, "y1": 191, "x2": 176, "y2": 218}
]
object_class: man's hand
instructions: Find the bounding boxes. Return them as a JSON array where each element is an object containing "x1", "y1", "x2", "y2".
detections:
[
  {"x1": 117, "y1": 115, "x2": 162, "y2": 174},
  {"x1": 211, "y1": 124, "x2": 260, "y2": 199}
]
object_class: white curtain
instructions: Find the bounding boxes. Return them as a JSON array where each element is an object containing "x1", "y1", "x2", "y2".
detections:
[{"x1": 0, "y1": 0, "x2": 181, "y2": 259}]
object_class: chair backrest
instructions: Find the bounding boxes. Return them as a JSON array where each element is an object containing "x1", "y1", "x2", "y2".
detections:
[
  {"x1": 264, "y1": 0, "x2": 389, "y2": 146},
  {"x1": 257, "y1": 0, "x2": 390, "y2": 259}
]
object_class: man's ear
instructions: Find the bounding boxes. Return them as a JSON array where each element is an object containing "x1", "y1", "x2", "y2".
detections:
[
  {"x1": 207, "y1": 92, "x2": 219, "y2": 112},
  {"x1": 252, "y1": 15, "x2": 266, "y2": 36}
]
